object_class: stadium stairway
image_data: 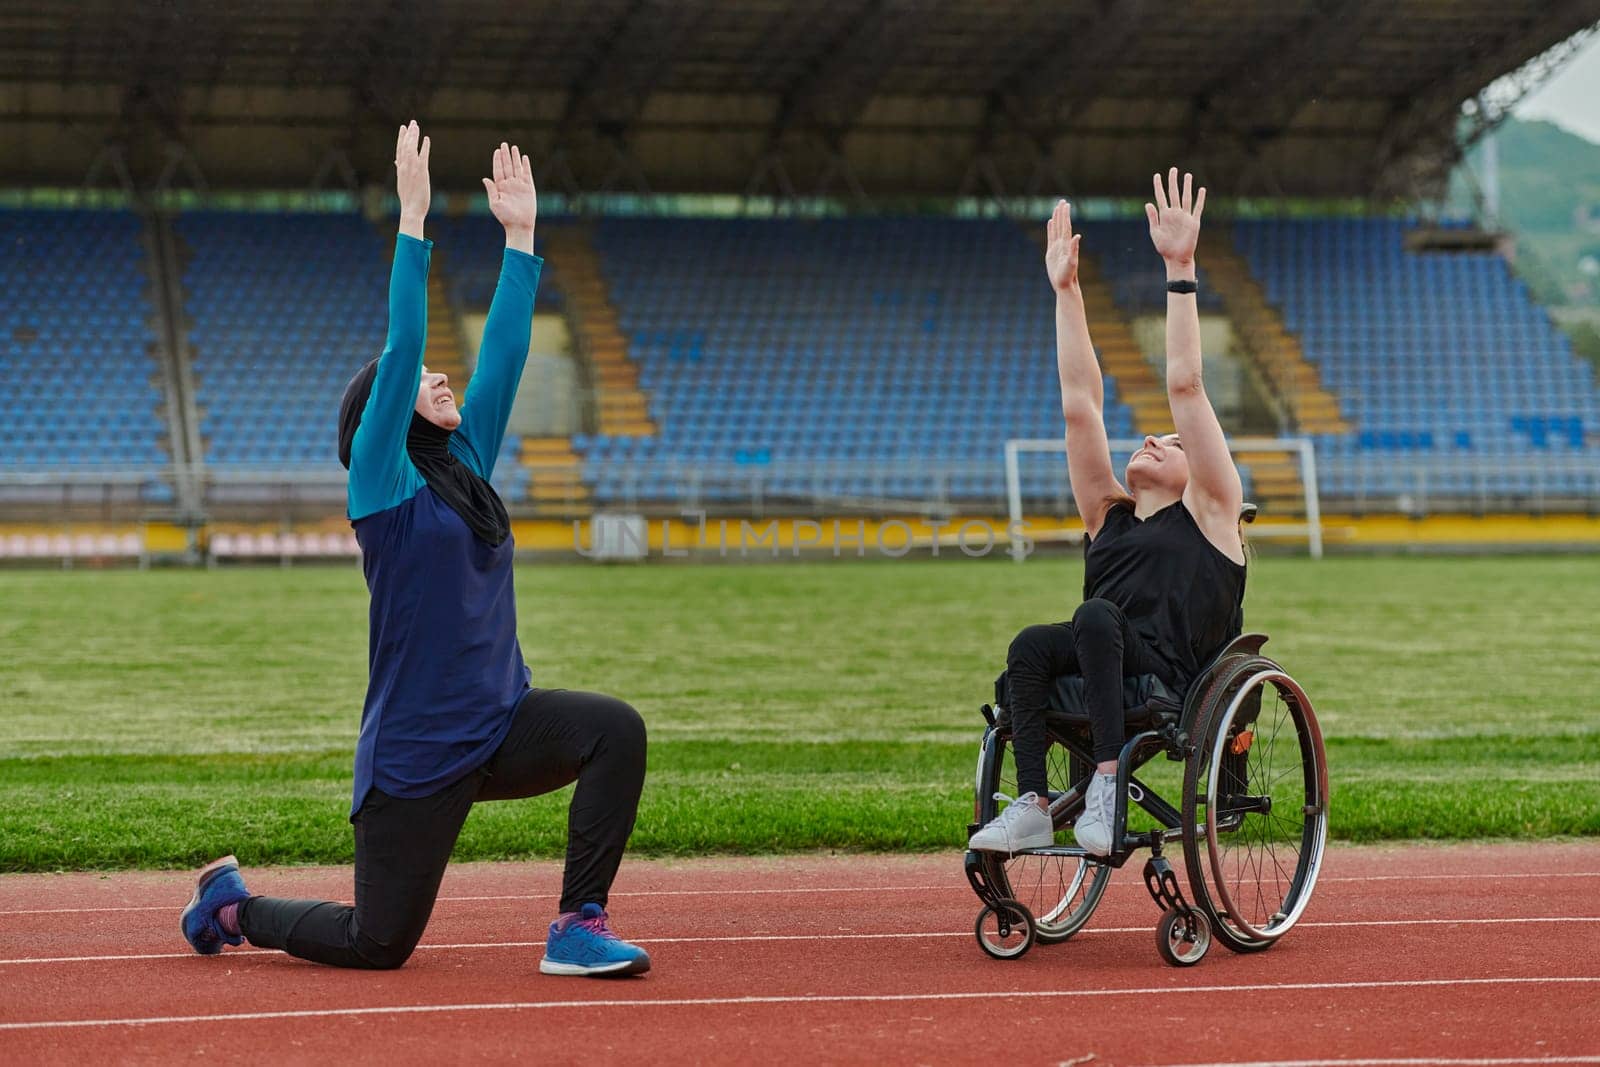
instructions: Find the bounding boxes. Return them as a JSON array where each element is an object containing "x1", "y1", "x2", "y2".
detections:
[
  {"x1": 539, "y1": 225, "x2": 656, "y2": 438},
  {"x1": 1077, "y1": 254, "x2": 1174, "y2": 435},
  {"x1": 1204, "y1": 225, "x2": 1351, "y2": 436},
  {"x1": 520, "y1": 435, "x2": 590, "y2": 508},
  {"x1": 1233, "y1": 449, "x2": 1310, "y2": 516},
  {"x1": 1201, "y1": 224, "x2": 1352, "y2": 517}
]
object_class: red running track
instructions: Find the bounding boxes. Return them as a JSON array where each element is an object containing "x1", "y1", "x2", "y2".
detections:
[{"x1": 2, "y1": 842, "x2": 1598, "y2": 1066}]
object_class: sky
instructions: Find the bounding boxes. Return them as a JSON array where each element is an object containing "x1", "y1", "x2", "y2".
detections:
[{"x1": 1513, "y1": 29, "x2": 1600, "y2": 144}]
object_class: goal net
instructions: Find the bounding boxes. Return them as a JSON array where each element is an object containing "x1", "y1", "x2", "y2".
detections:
[{"x1": 1003, "y1": 436, "x2": 1324, "y2": 560}]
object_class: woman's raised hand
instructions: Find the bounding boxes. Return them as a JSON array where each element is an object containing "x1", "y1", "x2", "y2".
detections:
[
  {"x1": 1145, "y1": 167, "x2": 1205, "y2": 267},
  {"x1": 1044, "y1": 200, "x2": 1082, "y2": 293},
  {"x1": 482, "y1": 142, "x2": 537, "y2": 254},
  {"x1": 395, "y1": 121, "x2": 431, "y2": 234}
]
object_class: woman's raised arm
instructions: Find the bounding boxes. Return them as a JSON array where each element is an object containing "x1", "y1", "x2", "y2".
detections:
[
  {"x1": 1145, "y1": 167, "x2": 1243, "y2": 556},
  {"x1": 454, "y1": 142, "x2": 542, "y2": 478},
  {"x1": 347, "y1": 122, "x2": 432, "y2": 517},
  {"x1": 1048, "y1": 200, "x2": 1127, "y2": 538}
]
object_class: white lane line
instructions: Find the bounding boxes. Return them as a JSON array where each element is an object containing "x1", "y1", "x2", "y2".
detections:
[
  {"x1": 2, "y1": 975, "x2": 1597, "y2": 1032},
  {"x1": 1301, "y1": 916, "x2": 1600, "y2": 928},
  {"x1": 1144, "y1": 1059, "x2": 1600, "y2": 1067},
  {"x1": 1319, "y1": 872, "x2": 1600, "y2": 883},
  {"x1": 0, "y1": 934, "x2": 964, "y2": 966},
  {"x1": 0, "y1": 883, "x2": 956, "y2": 916},
  {"x1": 3, "y1": 915, "x2": 1596, "y2": 966},
  {"x1": 6, "y1": 869, "x2": 1599, "y2": 917}
]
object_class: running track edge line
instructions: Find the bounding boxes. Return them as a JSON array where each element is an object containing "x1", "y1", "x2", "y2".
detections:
[
  {"x1": 5, "y1": 916, "x2": 1599, "y2": 966},
  {"x1": 5, "y1": 871, "x2": 1600, "y2": 917},
  {"x1": 2, "y1": 976, "x2": 1598, "y2": 1031}
]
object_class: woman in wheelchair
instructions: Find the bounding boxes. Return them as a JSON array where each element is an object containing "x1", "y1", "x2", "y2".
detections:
[{"x1": 969, "y1": 170, "x2": 1246, "y2": 859}]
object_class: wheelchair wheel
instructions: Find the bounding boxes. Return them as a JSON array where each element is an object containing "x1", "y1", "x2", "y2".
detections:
[
  {"x1": 975, "y1": 898, "x2": 1036, "y2": 960},
  {"x1": 1181, "y1": 661, "x2": 1328, "y2": 953},
  {"x1": 977, "y1": 724, "x2": 1110, "y2": 943},
  {"x1": 1155, "y1": 908, "x2": 1211, "y2": 967}
]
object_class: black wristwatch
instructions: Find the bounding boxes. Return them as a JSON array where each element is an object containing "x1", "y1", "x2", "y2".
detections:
[{"x1": 1166, "y1": 279, "x2": 1198, "y2": 295}]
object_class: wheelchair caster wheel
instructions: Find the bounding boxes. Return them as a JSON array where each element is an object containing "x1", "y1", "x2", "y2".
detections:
[
  {"x1": 1156, "y1": 908, "x2": 1211, "y2": 967},
  {"x1": 975, "y1": 898, "x2": 1036, "y2": 960}
]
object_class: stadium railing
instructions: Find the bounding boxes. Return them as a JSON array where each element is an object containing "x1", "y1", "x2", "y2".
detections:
[
  {"x1": 4, "y1": 455, "x2": 1598, "y2": 530},
  {"x1": 0, "y1": 467, "x2": 177, "y2": 513},
  {"x1": 1318, "y1": 454, "x2": 1600, "y2": 515}
]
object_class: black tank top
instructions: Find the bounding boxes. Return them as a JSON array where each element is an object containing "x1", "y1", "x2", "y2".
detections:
[{"x1": 1082, "y1": 500, "x2": 1247, "y2": 689}]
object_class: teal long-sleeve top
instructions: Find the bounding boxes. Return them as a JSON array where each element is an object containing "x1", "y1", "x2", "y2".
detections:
[{"x1": 345, "y1": 233, "x2": 544, "y2": 816}]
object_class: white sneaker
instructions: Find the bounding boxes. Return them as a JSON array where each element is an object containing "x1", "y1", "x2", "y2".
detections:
[
  {"x1": 967, "y1": 792, "x2": 1054, "y2": 853},
  {"x1": 1073, "y1": 773, "x2": 1119, "y2": 857}
]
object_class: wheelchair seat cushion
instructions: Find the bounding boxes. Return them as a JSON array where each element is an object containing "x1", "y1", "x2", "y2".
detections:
[{"x1": 993, "y1": 669, "x2": 1183, "y2": 733}]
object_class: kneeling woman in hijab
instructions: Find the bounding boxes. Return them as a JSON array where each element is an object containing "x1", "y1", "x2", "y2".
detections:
[{"x1": 180, "y1": 123, "x2": 651, "y2": 977}]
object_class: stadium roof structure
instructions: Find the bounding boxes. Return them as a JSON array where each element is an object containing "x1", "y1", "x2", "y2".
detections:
[{"x1": 4, "y1": 0, "x2": 1599, "y2": 204}]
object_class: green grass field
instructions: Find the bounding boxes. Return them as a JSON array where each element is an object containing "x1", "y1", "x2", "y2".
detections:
[{"x1": 2, "y1": 555, "x2": 1597, "y2": 871}]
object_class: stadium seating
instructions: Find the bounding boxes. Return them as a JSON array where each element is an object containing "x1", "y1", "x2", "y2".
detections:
[
  {"x1": 569, "y1": 215, "x2": 1595, "y2": 506},
  {"x1": 12, "y1": 207, "x2": 1593, "y2": 512},
  {"x1": 208, "y1": 528, "x2": 359, "y2": 560},
  {"x1": 578, "y1": 216, "x2": 1137, "y2": 504},
  {"x1": 1234, "y1": 219, "x2": 1600, "y2": 499},
  {"x1": 177, "y1": 211, "x2": 528, "y2": 500},
  {"x1": 0, "y1": 530, "x2": 144, "y2": 562},
  {"x1": 1075, "y1": 218, "x2": 1225, "y2": 314},
  {"x1": 431, "y1": 213, "x2": 564, "y2": 312},
  {"x1": 0, "y1": 209, "x2": 173, "y2": 501},
  {"x1": 178, "y1": 212, "x2": 388, "y2": 471}
]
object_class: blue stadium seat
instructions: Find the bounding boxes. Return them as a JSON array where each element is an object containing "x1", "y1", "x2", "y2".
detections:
[
  {"x1": 0, "y1": 208, "x2": 174, "y2": 495},
  {"x1": 573, "y1": 216, "x2": 1137, "y2": 501},
  {"x1": 177, "y1": 212, "x2": 395, "y2": 471},
  {"x1": 1233, "y1": 218, "x2": 1597, "y2": 496}
]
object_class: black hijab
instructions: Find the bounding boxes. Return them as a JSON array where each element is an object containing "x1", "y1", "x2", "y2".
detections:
[{"x1": 338, "y1": 359, "x2": 511, "y2": 546}]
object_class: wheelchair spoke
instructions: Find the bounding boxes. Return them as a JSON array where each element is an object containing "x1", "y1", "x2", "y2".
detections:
[
  {"x1": 1266, "y1": 817, "x2": 1302, "y2": 883},
  {"x1": 1252, "y1": 822, "x2": 1268, "y2": 925},
  {"x1": 1200, "y1": 669, "x2": 1327, "y2": 940},
  {"x1": 1243, "y1": 686, "x2": 1303, "y2": 923},
  {"x1": 1183, "y1": 662, "x2": 1328, "y2": 951},
  {"x1": 981, "y1": 730, "x2": 1109, "y2": 944},
  {"x1": 1255, "y1": 838, "x2": 1268, "y2": 933}
]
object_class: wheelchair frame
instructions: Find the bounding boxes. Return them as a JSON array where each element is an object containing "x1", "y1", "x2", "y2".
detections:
[{"x1": 963, "y1": 632, "x2": 1328, "y2": 966}]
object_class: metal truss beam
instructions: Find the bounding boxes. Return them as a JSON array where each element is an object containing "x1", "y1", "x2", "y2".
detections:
[
  {"x1": 1371, "y1": 3, "x2": 1600, "y2": 199},
  {"x1": 1458, "y1": 20, "x2": 1600, "y2": 150},
  {"x1": 991, "y1": 0, "x2": 1153, "y2": 137},
  {"x1": 747, "y1": 0, "x2": 938, "y2": 201},
  {"x1": 766, "y1": 0, "x2": 929, "y2": 138},
  {"x1": 962, "y1": 0, "x2": 1152, "y2": 199},
  {"x1": 346, "y1": 0, "x2": 454, "y2": 126},
  {"x1": 1202, "y1": 0, "x2": 1385, "y2": 139},
  {"x1": 557, "y1": 0, "x2": 708, "y2": 134},
  {"x1": 548, "y1": 0, "x2": 714, "y2": 197}
]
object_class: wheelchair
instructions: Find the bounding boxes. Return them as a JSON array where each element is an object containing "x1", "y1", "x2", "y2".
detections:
[{"x1": 963, "y1": 631, "x2": 1328, "y2": 967}]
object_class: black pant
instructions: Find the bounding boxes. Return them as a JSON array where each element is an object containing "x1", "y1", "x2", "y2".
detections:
[
  {"x1": 1006, "y1": 598, "x2": 1165, "y2": 791},
  {"x1": 237, "y1": 688, "x2": 646, "y2": 970}
]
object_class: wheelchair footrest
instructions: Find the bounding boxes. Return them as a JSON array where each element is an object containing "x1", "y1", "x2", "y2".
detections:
[
  {"x1": 964, "y1": 850, "x2": 1000, "y2": 906},
  {"x1": 1001, "y1": 845, "x2": 1093, "y2": 859},
  {"x1": 1143, "y1": 854, "x2": 1195, "y2": 918}
]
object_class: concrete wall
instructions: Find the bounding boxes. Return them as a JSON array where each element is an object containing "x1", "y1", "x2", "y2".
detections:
[
  {"x1": 1132, "y1": 314, "x2": 1244, "y2": 420},
  {"x1": 459, "y1": 312, "x2": 580, "y2": 436}
]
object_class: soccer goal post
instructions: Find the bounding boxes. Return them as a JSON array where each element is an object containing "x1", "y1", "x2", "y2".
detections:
[{"x1": 1003, "y1": 436, "x2": 1324, "y2": 561}]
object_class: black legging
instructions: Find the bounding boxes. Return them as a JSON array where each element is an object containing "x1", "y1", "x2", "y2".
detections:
[
  {"x1": 237, "y1": 687, "x2": 646, "y2": 970},
  {"x1": 1006, "y1": 598, "x2": 1165, "y2": 792}
]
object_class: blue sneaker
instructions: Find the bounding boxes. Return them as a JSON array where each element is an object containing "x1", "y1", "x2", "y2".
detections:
[
  {"x1": 539, "y1": 903, "x2": 651, "y2": 977},
  {"x1": 180, "y1": 855, "x2": 251, "y2": 955}
]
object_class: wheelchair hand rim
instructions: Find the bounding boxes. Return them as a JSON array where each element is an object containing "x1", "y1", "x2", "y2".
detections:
[{"x1": 1203, "y1": 668, "x2": 1329, "y2": 942}]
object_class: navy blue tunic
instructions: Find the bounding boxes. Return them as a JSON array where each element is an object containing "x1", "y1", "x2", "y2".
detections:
[{"x1": 345, "y1": 234, "x2": 543, "y2": 815}]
